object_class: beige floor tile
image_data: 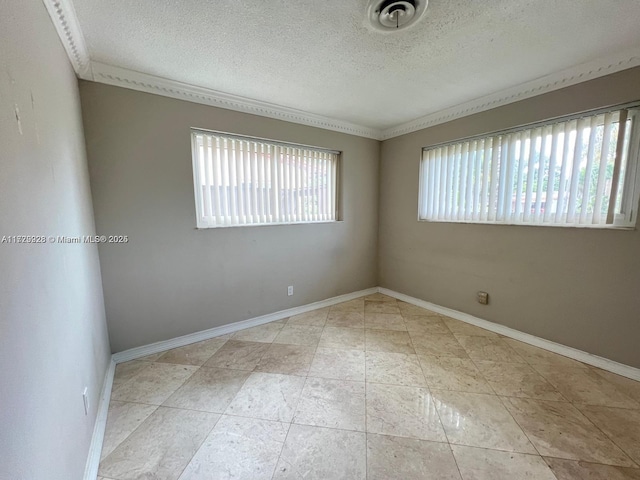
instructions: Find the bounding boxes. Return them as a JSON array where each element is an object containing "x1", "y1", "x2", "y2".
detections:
[
  {"x1": 397, "y1": 301, "x2": 437, "y2": 317},
  {"x1": 330, "y1": 299, "x2": 364, "y2": 313},
  {"x1": 286, "y1": 307, "x2": 330, "y2": 326},
  {"x1": 409, "y1": 332, "x2": 468, "y2": 358},
  {"x1": 544, "y1": 457, "x2": 640, "y2": 480},
  {"x1": 501, "y1": 338, "x2": 588, "y2": 368},
  {"x1": 363, "y1": 293, "x2": 397, "y2": 303},
  {"x1": 403, "y1": 315, "x2": 450, "y2": 335},
  {"x1": 325, "y1": 311, "x2": 365, "y2": 328},
  {"x1": 308, "y1": 348, "x2": 366, "y2": 381},
  {"x1": 101, "y1": 401, "x2": 158, "y2": 460},
  {"x1": 366, "y1": 383, "x2": 447, "y2": 442},
  {"x1": 578, "y1": 405, "x2": 640, "y2": 465},
  {"x1": 273, "y1": 325, "x2": 323, "y2": 346},
  {"x1": 162, "y1": 367, "x2": 251, "y2": 413},
  {"x1": 456, "y1": 336, "x2": 525, "y2": 363},
  {"x1": 365, "y1": 329, "x2": 415, "y2": 354},
  {"x1": 273, "y1": 424, "x2": 366, "y2": 480},
  {"x1": 502, "y1": 397, "x2": 635, "y2": 466},
  {"x1": 293, "y1": 378, "x2": 366, "y2": 431},
  {"x1": 443, "y1": 318, "x2": 499, "y2": 337},
  {"x1": 475, "y1": 361, "x2": 565, "y2": 401},
  {"x1": 367, "y1": 434, "x2": 461, "y2": 480},
  {"x1": 533, "y1": 365, "x2": 640, "y2": 409},
  {"x1": 366, "y1": 351, "x2": 427, "y2": 387},
  {"x1": 432, "y1": 390, "x2": 535, "y2": 453},
  {"x1": 364, "y1": 313, "x2": 407, "y2": 331},
  {"x1": 591, "y1": 369, "x2": 640, "y2": 404},
  {"x1": 155, "y1": 337, "x2": 228, "y2": 365},
  {"x1": 254, "y1": 344, "x2": 315, "y2": 376},
  {"x1": 203, "y1": 340, "x2": 270, "y2": 370},
  {"x1": 113, "y1": 360, "x2": 149, "y2": 387},
  {"x1": 318, "y1": 326, "x2": 365, "y2": 350},
  {"x1": 225, "y1": 372, "x2": 305, "y2": 422},
  {"x1": 231, "y1": 323, "x2": 284, "y2": 343},
  {"x1": 419, "y1": 356, "x2": 492, "y2": 393},
  {"x1": 178, "y1": 415, "x2": 288, "y2": 480},
  {"x1": 137, "y1": 352, "x2": 165, "y2": 362},
  {"x1": 99, "y1": 407, "x2": 219, "y2": 480},
  {"x1": 111, "y1": 362, "x2": 198, "y2": 405},
  {"x1": 365, "y1": 301, "x2": 401, "y2": 315},
  {"x1": 451, "y1": 445, "x2": 557, "y2": 480}
]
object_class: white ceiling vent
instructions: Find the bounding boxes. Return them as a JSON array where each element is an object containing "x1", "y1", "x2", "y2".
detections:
[{"x1": 367, "y1": 0, "x2": 428, "y2": 31}]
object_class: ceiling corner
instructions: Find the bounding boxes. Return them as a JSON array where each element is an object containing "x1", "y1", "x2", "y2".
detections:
[{"x1": 42, "y1": 0, "x2": 92, "y2": 79}]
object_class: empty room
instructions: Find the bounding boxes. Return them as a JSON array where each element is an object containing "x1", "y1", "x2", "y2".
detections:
[{"x1": 3, "y1": 0, "x2": 640, "y2": 479}]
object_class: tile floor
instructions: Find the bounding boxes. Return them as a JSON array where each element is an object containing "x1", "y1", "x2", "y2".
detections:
[{"x1": 97, "y1": 293, "x2": 640, "y2": 480}]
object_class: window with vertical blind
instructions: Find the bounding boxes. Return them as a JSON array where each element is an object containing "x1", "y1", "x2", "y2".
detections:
[
  {"x1": 191, "y1": 130, "x2": 339, "y2": 228},
  {"x1": 418, "y1": 106, "x2": 640, "y2": 228}
]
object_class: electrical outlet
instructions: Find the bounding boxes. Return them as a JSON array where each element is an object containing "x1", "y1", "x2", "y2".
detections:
[
  {"x1": 82, "y1": 387, "x2": 89, "y2": 415},
  {"x1": 287, "y1": 285, "x2": 294, "y2": 296},
  {"x1": 477, "y1": 291, "x2": 489, "y2": 305}
]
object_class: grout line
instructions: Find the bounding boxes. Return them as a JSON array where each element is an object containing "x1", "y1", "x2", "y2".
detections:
[
  {"x1": 269, "y1": 420, "x2": 293, "y2": 480},
  {"x1": 541, "y1": 454, "x2": 640, "y2": 470},
  {"x1": 173, "y1": 412, "x2": 221, "y2": 480},
  {"x1": 407, "y1": 319, "x2": 467, "y2": 480},
  {"x1": 568, "y1": 404, "x2": 640, "y2": 468},
  {"x1": 103, "y1": 296, "x2": 640, "y2": 478},
  {"x1": 444, "y1": 320, "x2": 548, "y2": 460},
  {"x1": 97, "y1": 403, "x2": 160, "y2": 469},
  {"x1": 407, "y1": 303, "x2": 551, "y2": 470}
]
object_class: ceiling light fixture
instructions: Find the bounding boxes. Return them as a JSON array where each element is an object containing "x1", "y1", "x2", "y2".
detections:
[{"x1": 367, "y1": 0, "x2": 428, "y2": 31}]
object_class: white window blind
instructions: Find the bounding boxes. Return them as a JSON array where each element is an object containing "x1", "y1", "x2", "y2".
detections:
[
  {"x1": 418, "y1": 107, "x2": 640, "y2": 228},
  {"x1": 191, "y1": 130, "x2": 339, "y2": 228}
]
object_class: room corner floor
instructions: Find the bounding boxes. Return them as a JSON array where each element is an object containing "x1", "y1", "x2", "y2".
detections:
[{"x1": 97, "y1": 293, "x2": 640, "y2": 480}]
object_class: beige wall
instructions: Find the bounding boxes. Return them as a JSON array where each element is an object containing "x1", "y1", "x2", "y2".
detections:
[
  {"x1": 80, "y1": 82, "x2": 380, "y2": 352},
  {"x1": 0, "y1": 1, "x2": 111, "y2": 479},
  {"x1": 379, "y1": 67, "x2": 640, "y2": 368}
]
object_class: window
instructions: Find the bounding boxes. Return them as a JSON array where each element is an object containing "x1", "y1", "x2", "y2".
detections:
[
  {"x1": 418, "y1": 106, "x2": 640, "y2": 228},
  {"x1": 191, "y1": 130, "x2": 339, "y2": 228}
]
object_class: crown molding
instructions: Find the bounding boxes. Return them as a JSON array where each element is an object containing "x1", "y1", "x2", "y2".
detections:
[
  {"x1": 89, "y1": 62, "x2": 382, "y2": 140},
  {"x1": 41, "y1": 0, "x2": 640, "y2": 142},
  {"x1": 381, "y1": 48, "x2": 640, "y2": 140},
  {"x1": 40, "y1": 0, "x2": 381, "y2": 139},
  {"x1": 42, "y1": 0, "x2": 92, "y2": 79}
]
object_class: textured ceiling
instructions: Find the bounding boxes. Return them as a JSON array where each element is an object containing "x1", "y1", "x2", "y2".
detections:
[{"x1": 72, "y1": 0, "x2": 640, "y2": 131}]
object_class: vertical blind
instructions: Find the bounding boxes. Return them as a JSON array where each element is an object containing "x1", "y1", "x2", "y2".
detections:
[
  {"x1": 418, "y1": 108, "x2": 638, "y2": 227},
  {"x1": 191, "y1": 130, "x2": 339, "y2": 227}
]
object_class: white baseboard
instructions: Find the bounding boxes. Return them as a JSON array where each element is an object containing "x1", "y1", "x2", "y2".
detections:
[
  {"x1": 112, "y1": 287, "x2": 378, "y2": 364},
  {"x1": 86, "y1": 285, "x2": 639, "y2": 480},
  {"x1": 378, "y1": 287, "x2": 640, "y2": 382},
  {"x1": 111, "y1": 284, "x2": 640, "y2": 381},
  {"x1": 83, "y1": 358, "x2": 116, "y2": 480}
]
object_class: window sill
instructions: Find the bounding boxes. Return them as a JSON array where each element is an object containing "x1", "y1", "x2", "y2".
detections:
[
  {"x1": 417, "y1": 219, "x2": 636, "y2": 231},
  {"x1": 195, "y1": 220, "x2": 342, "y2": 230}
]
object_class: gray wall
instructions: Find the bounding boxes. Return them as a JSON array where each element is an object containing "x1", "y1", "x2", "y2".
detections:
[
  {"x1": 379, "y1": 67, "x2": 640, "y2": 368},
  {"x1": 80, "y1": 82, "x2": 380, "y2": 352},
  {"x1": 0, "y1": 1, "x2": 111, "y2": 479}
]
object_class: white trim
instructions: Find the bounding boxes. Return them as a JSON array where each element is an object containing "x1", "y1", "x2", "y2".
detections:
[
  {"x1": 41, "y1": 0, "x2": 92, "y2": 79},
  {"x1": 377, "y1": 287, "x2": 640, "y2": 382},
  {"x1": 380, "y1": 48, "x2": 640, "y2": 140},
  {"x1": 89, "y1": 62, "x2": 381, "y2": 140},
  {"x1": 112, "y1": 287, "x2": 377, "y2": 364},
  {"x1": 83, "y1": 358, "x2": 115, "y2": 480},
  {"x1": 110, "y1": 284, "x2": 640, "y2": 380},
  {"x1": 41, "y1": 0, "x2": 640, "y2": 141},
  {"x1": 86, "y1": 285, "x2": 640, "y2": 478}
]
